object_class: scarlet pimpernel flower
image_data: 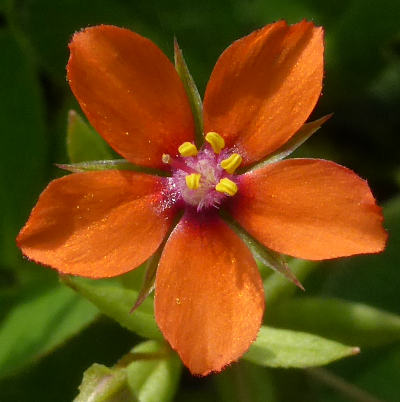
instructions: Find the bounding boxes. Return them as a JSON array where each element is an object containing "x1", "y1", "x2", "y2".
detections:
[{"x1": 17, "y1": 21, "x2": 387, "y2": 375}]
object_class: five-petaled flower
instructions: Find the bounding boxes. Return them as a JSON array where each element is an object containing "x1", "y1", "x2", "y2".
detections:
[{"x1": 17, "y1": 21, "x2": 387, "y2": 376}]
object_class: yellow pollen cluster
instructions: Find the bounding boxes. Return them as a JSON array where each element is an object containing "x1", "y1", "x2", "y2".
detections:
[
  {"x1": 185, "y1": 173, "x2": 201, "y2": 190},
  {"x1": 215, "y1": 178, "x2": 238, "y2": 196},
  {"x1": 175, "y1": 136, "x2": 240, "y2": 198},
  {"x1": 178, "y1": 142, "x2": 198, "y2": 157},
  {"x1": 220, "y1": 153, "x2": 242, "y2": 174},
  {"x1": 205, "y1": 132, "x2": 225, "y2": 154}
]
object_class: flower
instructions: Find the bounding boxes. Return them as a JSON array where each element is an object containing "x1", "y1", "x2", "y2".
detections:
[{"x1": 17, "y1": 21, "x2": 387, "y2": 376}]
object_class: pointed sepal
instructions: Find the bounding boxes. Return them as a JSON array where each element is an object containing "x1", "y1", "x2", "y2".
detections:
[
  {"x1": 174, "y1": 38, "x2": 203, "y2": 147},
  {"x1": 223, "y1": 215, "x2": 304, "y2": 290},
  {"x1": 246, "y1": 114, "x2": 333, "y2": 172}
]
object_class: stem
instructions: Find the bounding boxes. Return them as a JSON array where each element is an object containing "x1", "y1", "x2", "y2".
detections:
[
  {"x1": 232, "y1": 364, "x2": 253, "y2": 402},
  {"x1": 307, "y1": 368, "x2": 383, "y2": 402}
]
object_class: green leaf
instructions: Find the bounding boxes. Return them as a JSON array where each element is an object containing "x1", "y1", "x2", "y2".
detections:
[
  {"x1": 74, "y1": 363, "x2": 137, "y2": 402},
  {"x1": 0, "y1": 29, "x2": 47, "y2": 269},
  {"x1": 245, "y1": 114, "x2": 333, "y2": 172},
  {"x1": 244, "y1": 326, "x2": 359, "y2": 368},
  {"x1": 126, "y1": 340, "x2": 181, "y2": 402},
  {"x1": 174, "y1": 38, "x2": 204, "y2": 147},
  {"x1": 62, "y1": 276, "x2": 161, "y2": 341},
  {"x1": 0, "y1": 284, "x2": 98, "y2": 378},
  {"x1": 269, "y1": 297, "x2": 400, "y2": 348},
  {"x1": 75, "y1": 340, "x2": 181, "y2": 402},
  {"x1": 67, "y1": 110, "x2": 115, "y2": 163}
]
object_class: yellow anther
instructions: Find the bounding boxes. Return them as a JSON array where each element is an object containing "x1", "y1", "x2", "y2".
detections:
[
  {"x1": 178, "y1": 142, "x2": 198, "y2": 157},
  {"x1": 205, "y1": 131, "x2": 225, "y2": 154},
  {"x1": 220, "y1": 153, "x2": 243, "y2": 174},
  {"x1": 185, "y1": 173, "x2": 201, "y2": 190},
  {"x1": 215, "y1": 178, "x2": 238, "y2": 196},
  {"x1": 162, "y1": 154, "x2": 171, "y2": 164}
]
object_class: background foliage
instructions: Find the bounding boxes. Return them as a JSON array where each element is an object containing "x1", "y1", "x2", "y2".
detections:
[{"x1": 0, "y1": 0, "x2": 399, "y2": 401}]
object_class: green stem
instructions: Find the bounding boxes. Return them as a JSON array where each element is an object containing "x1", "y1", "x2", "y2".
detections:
[
  {"x1": 232, "y1": 364, "x2": 253, "y2": 402},
  {"x1": 307, "y1": 368, "x2": 383, "y2": 402}
]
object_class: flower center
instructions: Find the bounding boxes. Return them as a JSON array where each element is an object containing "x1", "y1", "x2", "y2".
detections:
[{"x1": 163, "y1": 132, "x2": 242, "y2": 211}]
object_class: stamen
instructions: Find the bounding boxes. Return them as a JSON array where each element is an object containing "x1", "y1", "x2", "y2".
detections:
[
  {"x1": 205, "y1": 132, "x2": 225, "y2": 154},
  {"x1": 162, "y1": 153, "x2": 195, "y2": 174},
  {"x1": 162, "y1": 153, "x2": 171, "y2": 164},
  {"x1": 215, "y1": 178, "x2": 238, "y2": 196},
  {"x1": 178, "y1": 142, "x2": 198, "y2": 157},
  {"x1": 186, "y1": 173, "x2": 201, "y2": 190},
  {"x1": 220, "y1": 153, "x2": 243, "y2": 174}
]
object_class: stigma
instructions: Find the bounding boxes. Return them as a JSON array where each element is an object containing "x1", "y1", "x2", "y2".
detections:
[{"x1": 163, "y1": 132, "x2": 242, "y2": 211}]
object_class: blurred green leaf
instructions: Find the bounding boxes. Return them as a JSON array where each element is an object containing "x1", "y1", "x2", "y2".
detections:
[
  {"x1": 67, "y1": 110, "x2": 114, "y2": 163},
  {"x1": 62, "y1": 276, "x2": 161, "y2": 341},
  {"x1": 0, "y1": 284, "x2": 98, "y2": 378},
  {"x1": 17, "y1": 0, "x2": 143, "y2": 81},
  {"x1": 0, "y1": 316, "x2": 139, "y2": 402},
  {"x1": 263, "y1": 259, "x2": 319, "y2": 305},
  {"x1": 351, "y1": 345, "x2": 400, "y2": 402},
  {"x1": 0, "y1": 29, "x2": 47, "y2": 269},
  {"x1": 174, "y1": 38, "x2": 203, "y2": 147},
  {"x1": 244, "y1": 326, "x2": 358, "y2": 368},
  {"x1": 270, "y1": 297, "x2": 400, "y2": 348},
  {"x1": 126, "y1": 340, "x2": 181, "y2": 402},
  {"x1": 214, "y1": 362, "x2": 277, "y2": 402},
  {"x1": 327, "y1": 0, "x2": 400, "y2": 93},
  {"x1": 74, "y1": 363, "x2": 136, "y2": 402},
  {"x1": 321, "y1": 196, "x2": 400, "y2": 314}
]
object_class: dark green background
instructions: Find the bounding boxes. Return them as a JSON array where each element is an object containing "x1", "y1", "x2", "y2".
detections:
[{"x1": 1, "y1": 0, "x2": 399, "y2": 401}]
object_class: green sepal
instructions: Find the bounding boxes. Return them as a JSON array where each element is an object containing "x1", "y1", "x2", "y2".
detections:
[
  {"x1": 244, "y1": 114, "x2": 333, "y2": 173},
  {"x1": 74, "y1": 363, "x2": 137, "y2": 402},
  {"x1": 67, "y1": 110, "x2": 115, "y2": 163},
  {"x1": 174, "y1": 38, "x2": 204, "y2": 147},
  {"x1": 56, "y1": 159, "x2": 167, "y2": 176},
  {"x1": 61, "y1": 276, "x2": 161, "y2": 341},
  {"x1": 269, "y1": 297, "x2": 400, "y2": 348},
  {"x1": 130, "y1": 250, "x2": 161, "y2": 314},
  {"x1": 222, "y1": 215, "x2": 303, "y2": 290},
  {"x1": 130, "y1": 213, "x2": 181, "y2": 313},
  {"x1": 244, "y1": 326, "x2": 359, "y2": 368},
  {"x1": 74, "y1": 340, "x2": 181, "y2": 402}
]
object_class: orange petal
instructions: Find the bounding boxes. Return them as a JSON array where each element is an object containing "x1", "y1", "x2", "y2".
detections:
[
  {"x1": 155, "y1": 215, "x2": 264, "y2": 375},
  {"x1": 17, "y1": 171, "x2": 174, "y2": 277},
  {"x1": 230, "y1": 159, "x2": 387, "y2": 260},
  {"x1": 203, "y1": 20, "x2": 324, "y2": 166},
  {"x1": 67, "y1": 25, "x2": 195, "y2": 169}
]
